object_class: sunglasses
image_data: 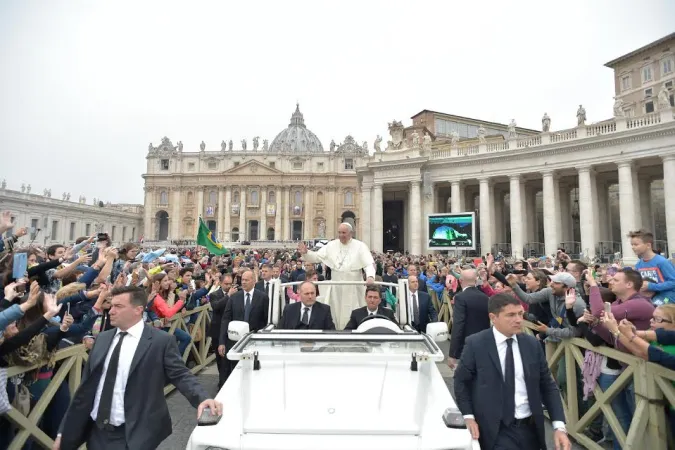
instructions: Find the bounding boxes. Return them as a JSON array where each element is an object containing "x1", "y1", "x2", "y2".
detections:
[{"x1": 651, "y1": 317, "x2": 673, "y2": 324}]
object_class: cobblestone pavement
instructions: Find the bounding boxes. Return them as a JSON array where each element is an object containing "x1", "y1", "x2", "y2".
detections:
[{"x1": 161, "y1": 358, "x2": 590, "y2": 450}]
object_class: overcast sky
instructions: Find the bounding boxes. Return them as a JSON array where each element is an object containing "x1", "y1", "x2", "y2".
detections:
[{"x1": 1, "y1": 0, "x2": 673, "y2": 204}]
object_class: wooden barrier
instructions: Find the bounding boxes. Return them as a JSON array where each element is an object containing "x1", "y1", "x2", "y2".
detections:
[
  {"x1": 522, "y1": 321, "x2": 675, "y2": 450},
  {"x1": 4, "y1": 305, "x2": 215, "y2": 449}
]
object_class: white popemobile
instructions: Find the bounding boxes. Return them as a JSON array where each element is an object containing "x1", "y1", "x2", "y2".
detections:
[{"x1": 186, "y1": 279, "x2": 479, "y2": 450}]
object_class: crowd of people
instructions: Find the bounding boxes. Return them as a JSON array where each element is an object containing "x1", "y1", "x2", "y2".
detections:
[{"x1": 1, "y1": 203, "x2": 674, "y2": 448}]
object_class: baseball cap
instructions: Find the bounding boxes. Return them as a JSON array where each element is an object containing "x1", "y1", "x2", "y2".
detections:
[{"x1": 549, "y1": 272, "x2": 576, "y2": 288}]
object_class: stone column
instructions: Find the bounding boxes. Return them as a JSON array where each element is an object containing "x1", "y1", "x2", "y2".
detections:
[
  {"x1": 578, "y1": 167, "x2": 597, "y2": 259},
  {"x1": 217, "y1": 187, "x2": 225, "y2": 240},
  {"x1": 283, "y1": 187, "x2": 291, "y2": 240},
  {"x1": 239, "y1": 189, "x2": 247, "y2": 241},
  {"x1": 143, "y1": 187, "x2": 153, "y2": 240},
  {"x1": 274, "y1": 188, "x2": 281, "y2": 240},
  {"x1": 224, "y1": 187, "x2": 231, "y2": 241},
  {"x1": 451, "y1": 181, "x2": 462, "y2": 213},
  {"x1": 663, "y1": 155, "x2": 675, "y2": 257},
  {"x1": 372, "y1": 184, "x2": 384, "y2": 252},
  {"x1": 423, "y1": 182, "x2": 435, "y2": 222},
  {"x1": 493, "y1": 189, "x2": 504, "y2": 245},
  {"x1": 509, "y1": 175, "x2": 524, "y2": 259},
  {"x1": 409, "y1": 181, "x2": 422, "y2": 255},
  {"x1": 595, "y1": 181, "x2": 610, "y2": 242},
  {"x1": 260, "y1": 187, "x2": 267, "y2": 241},
  {"x1": 197, "y1": 188, "x2": 204, "y2": 219},
  {"x1": 542, "y1": 171, "x2": 560, "y2": 256},
  {"x1": 558, "y1": 184, "x2": 570, "y2": 242},
  {"x1": 304, "y1": 188, "x2": 312, "y2": 240},
  {"x1": 360, "y1": 185, "x2": 372, "y2": 248},
  {"x1": 618, "y1": 162, "x2": 637, "y2": 264},
  {"x1": 326, "y1": 187, "x2": 336, "y2": 238},
  {"x1": 638, "y1": 179, "x2": 653, "y2": 233},
  {"x1": 632, "y1": 170, "x2": 643, "y2": 230},
  {"x1": 171, "y1": 187, "x2": 181, "y2": 240},
  {"x1": 479, "y1": 177, "x2": 493, "y2": 256}
]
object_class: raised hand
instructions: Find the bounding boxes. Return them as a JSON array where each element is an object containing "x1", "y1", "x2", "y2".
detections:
[
  {"x1": 297, "y1": 242, "x2": 308, "y2": 255},
  {"x1": 42, "y1": 294, "x2": 62, "y2": 318},
  {"x1": 24, "y1": 281, "x2": 41, "y2": 308},
  {"x1": 564, "y1": 288, "x2": 577, "y2": 308},
  {"x1": 60, "y1": 313, "x2": 74, "y2": 331}
]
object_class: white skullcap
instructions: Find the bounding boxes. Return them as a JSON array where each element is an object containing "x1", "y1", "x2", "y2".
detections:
[{"x1": 339, "y1": 222, "x2": 353, "y2": 231}]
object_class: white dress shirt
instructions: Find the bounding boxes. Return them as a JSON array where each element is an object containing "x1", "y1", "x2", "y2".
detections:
[
  {"x1": 366, "y1": 308, "x2": 378, "y2": 316},
  {"x1": 463, "y1": 327, "x2": 565, "y2": 431},
  {"x1": 299, "y1": 304, "x2": 313, "y2": 323},
  {"x1": 90, "y1": 318, "x2": 145, "y2": 426}
]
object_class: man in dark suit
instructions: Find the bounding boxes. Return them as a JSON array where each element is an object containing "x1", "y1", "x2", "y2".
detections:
[
  {"x1": 407, "y1": 275, "x2": 437, "y2": 333},
  {"x1": 448, "y1": 268, "x2": 491, "y2": 369},
  {"x1": 345, "y1": 285, "x2": 398, "y2": 330},
  {"x1": 209, "y1": 273, "x2": 236, "y2": 387},
  {"x1": 218, "y1": 270, "x2": 269, "y2": 364},
  {"x1": 407, "y1": 264, "x2": 428, "y2": 293},
  {"x1": 454, "y1": 294, "x2": 570, "y2": 450},
  {"x1": 55, "y1": 286, "x2": 221, "y2": 450},
  {"x1": 254, "y1": 263, "x2": 274, "y2": 300},
  {"x1": 280, "y1": 280, "x2": 335, "y2": 330},
  {"x1": 381, "y1": 264, "x2": 399, "y2": 297}
]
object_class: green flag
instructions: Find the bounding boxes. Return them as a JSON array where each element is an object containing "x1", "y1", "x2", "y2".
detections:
[{"x1": 196, "y1": 217, "x2": 229, "y2": 255}]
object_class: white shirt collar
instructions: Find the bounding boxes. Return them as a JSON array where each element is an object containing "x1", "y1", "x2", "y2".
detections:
[
  {"x1": 116, "y1": 318, "x2": 145, "y2": 339},
  {"x1": 492, "y1": 326, "x2": 518, "y2": 346},
  {"x1": 244, "y1": 289, "x2": 255, "y2": 297},
  {"x1": 301, "y1": 303, "x2": 312, "y2": 311},
  {"x1": 366, "y1": 308, "x2": 378, "y2": 315}
]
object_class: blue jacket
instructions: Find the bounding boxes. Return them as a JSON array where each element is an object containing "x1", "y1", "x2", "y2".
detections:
[{"x1": 635, "y1": 255, "x2": 675, "y2": 306}]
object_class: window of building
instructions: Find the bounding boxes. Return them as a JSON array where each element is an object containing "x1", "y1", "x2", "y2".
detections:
[
  {"x1": 160, "y1": 191, "x2": 168, "y2": 205},
  {"x1": 623, "y1": 108, "x2": 634, "y2": 117},
  {"x1": 344, "y1": 158, "x2": 354, "y2": 170},
  {"x1": 317, "y1": 162, "x2": 324, "y2": 171},
  {"x1": 643, "y1": 65, "x2": 653, "y2": 83},
  {"x1": 111, "y1": 226, "x2": 116, "y2": 241},
  {"x1": 122, "y1": 226, "x2": 127, "y2": 242},
  {"x1": 251, "y1": 190, "x2": 259, "y2": 205},
  {"x1": 645, "y1": 88, "x2": 653, "y2": 97},
  {"x1": 51, "y1": 220, "x2": 58, "y2": 240},
  {"x1": 269, "y1": 162, "x2": 275, "y2": 169},
  {"x1": 621, "y1": 75, "x2": 631, "y2": 91},
  {"x1": 231, "y1": 227, "x2": 239, "y2": 241},
  {"x1": 85, "y1": 223, "x2": 91, "y2": 235},
  {"x1": 69, "y1": 222, "x2": 76, "y2": 241},
  {"x1": 233, "y1": 191, "x2": 240, "y2": 203},
  {"x1": 294, "y1": 190, "x2": 302, "y2": 205},
  {"x1": 233, "y1": 161, "x2": 240, "y2": 167},
  {"x1": 269, "y1": 190, "x2": 275, "y2": 203},
  {"x1": 161, "y1": 159, "x2": 169, "y2": 170},
  {"x1": 188, "y1": 162, "x2": 195, "y2": 171},
  {"x1": 187, "y1": 192, "x2": 194, "y2": 204},
  {"x1": 293, "y1": 161, "x2": 303, "y2": 170},
  {"x1": 208, "y1": 161, "x2": 217, "y2": 169},
  {"x1": 344, "y1": 191, "x2": 354, "y2": 206},
  {"x1": 209, "y1": 191, "x2": 217, "y2": 205},
  {"x1": 317, "y1": 191, "x2": 324, "y2": 204},
  {"x1": 662, "y1": 57, "x2": 674, "y2": 75},
  {"x1": 646, "y1": 101, "x2": 655, "y2": 113},
  {"x1": 666, "y1": 80, "x2": 673, "y2": 90},
  {"x1": 131, "y1": 227, "x2": 135, "y2": 241}
]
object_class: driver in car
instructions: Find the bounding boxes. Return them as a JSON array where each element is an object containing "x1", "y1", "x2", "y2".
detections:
[{"x1": 344, "y1": 285, "x2": 398, "y2": 330}]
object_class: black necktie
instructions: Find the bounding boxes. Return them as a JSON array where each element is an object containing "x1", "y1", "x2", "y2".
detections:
[
  {"x1": 302, "y1": 307, "x2": 309, "y2": 325},
  {"x1": 97, "y1": 331, "x2": 128, "y2": 428},
  {"x1": 412, "y1": 293, "x2": 420, "y2": 324},
  {"x1": 265, "y1": 282, "x2": 269, "y2": 293},
  {"x1": 244, "y1": 293, "x2": 251, "y2": 322},
  {"x1": 503, "y1": 338, "x2": 516, "y2": 426}
]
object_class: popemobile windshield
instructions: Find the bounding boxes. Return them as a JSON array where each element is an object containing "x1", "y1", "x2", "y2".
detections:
[{"x1": 186, "y1": 278, "x2": 479, "y2": 450}]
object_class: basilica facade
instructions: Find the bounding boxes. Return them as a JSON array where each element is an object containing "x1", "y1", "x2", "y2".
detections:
[{"x1": 142, "y1": 105, "x2": 370, "y2": 243}]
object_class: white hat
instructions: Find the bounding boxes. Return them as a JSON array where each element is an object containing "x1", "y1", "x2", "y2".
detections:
[{"x1": 549, "y1": 272, "x2": 576, "y2": 288}]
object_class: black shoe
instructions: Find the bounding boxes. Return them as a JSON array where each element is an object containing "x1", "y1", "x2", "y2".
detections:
[{"x1": 583, "y1": 428, "x2": 605, "y2": 444}]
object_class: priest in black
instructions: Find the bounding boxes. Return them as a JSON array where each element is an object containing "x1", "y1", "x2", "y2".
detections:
[
  {"x1": 344, "y1": 285, "x2": 398, "y2": 330},
  {"x1": 280, "y1": 280, "x2": 335, "y2": 330}
]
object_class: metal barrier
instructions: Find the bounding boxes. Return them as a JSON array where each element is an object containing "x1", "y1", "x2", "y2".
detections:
[
  {"x1": 4, "y1": 305, "x2": 215, "y2": 449},
  {"x1": 522, "y1": 321, "x2": 675, "y2": 450}
]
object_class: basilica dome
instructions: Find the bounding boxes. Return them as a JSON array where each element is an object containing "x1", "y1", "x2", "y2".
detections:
[{"x1": 268, "y1": 104, "x2": 324, "y2": 153}]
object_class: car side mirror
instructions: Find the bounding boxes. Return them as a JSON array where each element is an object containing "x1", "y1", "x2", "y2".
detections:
[
  {"x1": 426, "y1": 322, "x2": 449, "y2": 342},
  {"x1": 227, "y1": 321, "x2": 250, "y2": 342}
]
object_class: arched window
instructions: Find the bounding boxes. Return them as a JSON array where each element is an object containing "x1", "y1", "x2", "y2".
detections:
[
  {"x1": 187, "y1": 191, "x2": 194, "y2": 204},
  {"x1": 231, "y1": 227, "x2": 239, "y2": 241},
  {"x1": 317, "y1": 191, "x2": 324, "y2": 204},
  {"x1": 251, "y1": 190, "x2": 259, "y2": 205},
  {"x1": 209, "y1": 190, "x2": 217, "y2": 205},
  {"x1": 159, "y1": 191, "x2": 168, "y2": 205},
  {"x1": 294, "y1": 190, "x2": 302, "y2": 205},
  {"x1": 269, "y1": 190, "x2": 275, "y2": 203},
  {"x1": 233, "y1": 191, "x2": 240, "y2": 203},
  {"x1": 345, "y1": 191, "x2": 354, "y2": 206}
]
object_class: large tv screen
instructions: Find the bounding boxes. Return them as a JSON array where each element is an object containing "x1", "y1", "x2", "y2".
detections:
[{"x1": 426, "y1": 212, "x2": 476, "y2": 251}]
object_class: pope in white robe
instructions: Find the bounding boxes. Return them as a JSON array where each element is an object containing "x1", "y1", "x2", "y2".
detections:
[{"x1": 298, "y1": 223, "x2": 376, "y2": 330}]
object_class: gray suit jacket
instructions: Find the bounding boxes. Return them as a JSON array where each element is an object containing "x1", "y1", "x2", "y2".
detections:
[{"x1": 59, "y1": 324, "x2": 209, "y2": 450}]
